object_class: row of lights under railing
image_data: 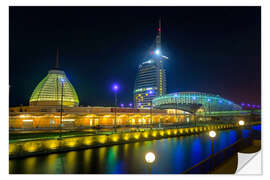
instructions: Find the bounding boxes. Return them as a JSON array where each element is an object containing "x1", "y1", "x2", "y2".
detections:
[{"x1": 144, "y1": 120, "x2": 246, "y2": 174}]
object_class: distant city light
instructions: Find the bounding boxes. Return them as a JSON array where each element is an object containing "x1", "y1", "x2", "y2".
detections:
[
  {"x1": 219, "y1": 100, "x2": 222, "y2": 103},
  {"x1": 155, "y1": 49, "x2": 160, "y2": 55},
  {"x1": 207, "y1": 98, "x2": 211, "y2": 102},
  {"x1": 60, "y1": 78, "x2": 65, "y2": 82},
  {"x1": 120, "y1": 104, "x2": 124, "y2": 107},
  {"x1": 149, "y1": 90, "x2": 153, "y2": 95},
  {"x1": 252, "y1": 105, "x2": 256, "y2": 108},
  {"x1": 129, "y1": 103, "x2": 132, "y2": 107},
  {"x1": 257, "y1": 105, "x2": 260, "y2": 108},
  {"x1": 247, "y1": 104, "x2": 250, "y2": 107},
  {"x1": 174, "y1": 93, "x2": 178, "y2": 98},
  {"x1": 241, "y1": 102, "x2": 245, "y2": 106},
  {"x1": 192, "y1": 96, "x2": 196, "y2": 100}
]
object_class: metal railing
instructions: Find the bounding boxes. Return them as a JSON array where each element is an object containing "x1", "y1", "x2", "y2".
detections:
[{"x1": 182, "y1": 129, "x2": 259, "y2": 174}]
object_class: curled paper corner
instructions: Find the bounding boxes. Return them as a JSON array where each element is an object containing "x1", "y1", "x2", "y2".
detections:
[{"x1": 235, "y1": 150, "x2": 262, "y2": 175}]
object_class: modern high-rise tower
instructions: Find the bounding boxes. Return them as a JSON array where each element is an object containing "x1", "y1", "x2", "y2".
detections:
[{"x1": 133, "y1": 19, "x2": 167, "y2": 109}]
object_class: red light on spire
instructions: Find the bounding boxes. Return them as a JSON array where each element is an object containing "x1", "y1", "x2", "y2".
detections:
[{"x1": 158, "y1": 28, "x2": 161, "y2": 32}]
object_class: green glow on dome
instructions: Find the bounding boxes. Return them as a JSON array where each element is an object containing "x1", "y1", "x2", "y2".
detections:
[{"x1": 29, "y1": 69, "x2": 79, "y2": 107}]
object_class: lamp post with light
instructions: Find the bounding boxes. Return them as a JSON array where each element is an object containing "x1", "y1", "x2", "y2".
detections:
[
  {"x1": 113, "y1": 84, "x2": 119, "y2": 133},
  {"x1": 209, "y1": 130, "x2": 216, "y2": 171},
  {"x1": 238, "y1": 120, "x2": 245, "y2": 139},
  {"x1": 145, "y1": 152, "x2": 156, "y2": 174},
  {"x1": 59, "y1": 78, "x2": 65, "y2": 139}
]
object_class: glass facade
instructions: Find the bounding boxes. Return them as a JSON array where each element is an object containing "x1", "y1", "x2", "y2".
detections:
[
  {"x1": 152, "y1": 92, "x2": 242, "y2": 112},
  {"x1": 29, "y1": 69, "x2": 79, "y2": 107},
  {"x1": 133, "y1": 59, "x2": 166, "y2": 108}
]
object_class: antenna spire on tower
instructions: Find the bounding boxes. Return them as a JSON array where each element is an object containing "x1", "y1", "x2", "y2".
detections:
[
  {"x1": 55, "y1": 48, "x2": 59, "y2": 69},
  {"x1": 156, "y1": 18, "x2": 162, "y2": 50}
]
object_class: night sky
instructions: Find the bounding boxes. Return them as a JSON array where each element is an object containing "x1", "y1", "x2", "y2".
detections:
[{"x1": 9, "y1": 6, "x2": 261, "y2": 107}]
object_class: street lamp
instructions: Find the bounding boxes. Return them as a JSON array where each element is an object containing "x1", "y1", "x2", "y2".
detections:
[
  {"x1": 209, "y1": 130, "x2": 216, "y2": 171},
  {"x1": 238, "y1": 120, "x2": 245, "y2": 126},
  {"x1": 129, "y1": 103, "x2": 132, "y2": 108},
  {"x1": 112, "y1": 84, "x2": 119, "y2": 133},
  {"x1": 238, "y1": 120, "x2": 245, "y2": 140},
  {"x1": 59, "y1": 77, "x2": 65, "y2": 139},
  {"x1": 145, "y1": 152, "x2": 156, "y2": 174}
]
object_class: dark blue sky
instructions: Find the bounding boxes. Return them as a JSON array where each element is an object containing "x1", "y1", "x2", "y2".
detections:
[{"x1": 9, "y1": 6, "x2": 261, "y2": 107}]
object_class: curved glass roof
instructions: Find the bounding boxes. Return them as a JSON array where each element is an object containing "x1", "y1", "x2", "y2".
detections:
[
  {"x1": 29, "y1": 69, "x2": 79, "y2": 107},
  {"x1": 152, "y1": 92, "x2": 241, "y2": 112}
]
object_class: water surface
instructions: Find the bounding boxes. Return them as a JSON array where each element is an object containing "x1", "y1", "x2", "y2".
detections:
[{"x1": 10, "y1": 125, "x2": 260, "y2": 174}]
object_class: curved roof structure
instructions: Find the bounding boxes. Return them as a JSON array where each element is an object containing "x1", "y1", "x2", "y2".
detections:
[
  {"x1": 29, "y1": 69, "x2": 79, "y2": 107},
  {"x1": 152, "y1": 92, "x2": 241, "y2": 113}
]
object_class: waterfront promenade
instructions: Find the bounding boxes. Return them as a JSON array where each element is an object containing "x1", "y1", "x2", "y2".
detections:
[
  {"x1": 9, "y1": 120, "x2": 260, "y2": 158},
  {"x1": 9, "y1": 124, "x2": 261, "y2": 174}
]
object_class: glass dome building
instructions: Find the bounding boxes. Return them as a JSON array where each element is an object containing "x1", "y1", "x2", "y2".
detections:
[
  {"x1": 29, "y1": 69, "x2": 79, "y2": 107},
  {"x1": 152, "y1": 92, "x2": 241, "y2": 113}
]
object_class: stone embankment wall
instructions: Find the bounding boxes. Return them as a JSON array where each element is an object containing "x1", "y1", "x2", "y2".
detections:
[{"x1": 9, "y1": 122, "x2": 260, "y2": 159}]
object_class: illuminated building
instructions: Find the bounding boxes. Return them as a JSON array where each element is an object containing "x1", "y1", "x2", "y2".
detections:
[
  {"x1": 134, "y1": 19, "x2": 167, "y2": 108},
  {"x1": 9, "y1": 33, "x2": 246, "y2": 130},
  {"x1": 29, "y1": 69, "x2": 79, "y2": 107},
  {"x1": 152, "y1": 92, "x2": 242, "y2": 112},
  {"x1": 29, "y1": 50, "x2": 79, "y2": 107},
  {"x1": 9, "y1": 106, "x2": 171, "y2": 128}
]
